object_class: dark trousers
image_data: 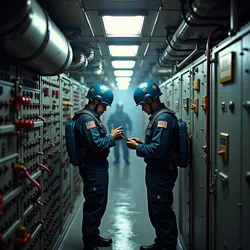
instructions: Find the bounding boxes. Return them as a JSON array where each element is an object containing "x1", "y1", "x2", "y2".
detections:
[
  {"x1": 79, "y1": 159, "x2": 109, "y2": 246},
  {"x1": 145, "y1": 164, "x2": 178, "y2": 250},
  {"x1": 114, "y1": 139, "x2": 129, "y2": 161}
]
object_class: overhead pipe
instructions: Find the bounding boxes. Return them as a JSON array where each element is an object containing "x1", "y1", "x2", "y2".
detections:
[
  {"x1": 68, "y1": 49, "x2": 88, "y2": 72},
  {"x1": 144, "y1": 0, "x2": 165, "y2": 57},
  {"x1": 165, "y1": 28, "x2": 194, "y2": 53},
  {"x1": 79, "y1": 0, "x2": 103, "y2": 57},
  {"x1": 176, "y1": 37, "x2": 208, "y2": 46},
  {"x1": 63, "y1": 27, "x2": 82, "y2": 40},
  {"x1": 144, "y1": 0, "x2": 171, "y2": 80},
  {"x1": 155, "y1": 0, "x2": 227, "y2": 74},
  {"x1": 229, "y1": 0, "x2": 238, "y2": 35},
  {"x1": 187, "y1": 0, "x2": 228, "y2": 21},
  {"x1": 0, "y1": 0, "x2": 73, "y2": 75},
  {"x1": 175, "y1": 45, "x2": 202, "y2": 71},
  {"x1": 180, "y1": 0, "x2": 225, "y2": 28},
  {"x1": 87, "y1": 48, "x2": 95, "y2": 62},
  {"x1": 151, "y1": 65, "x2": 173, "y2": 76},
  {"x1": 70, "y1": 68, "x2": 104, "y2": 76}
]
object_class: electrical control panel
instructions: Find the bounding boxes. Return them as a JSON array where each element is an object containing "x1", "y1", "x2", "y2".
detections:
[{"x1": 0, "y1": 68, "x2": 88, "y2": 250}]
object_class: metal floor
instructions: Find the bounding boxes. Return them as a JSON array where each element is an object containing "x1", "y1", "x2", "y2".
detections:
[{"x1": 58, "y1": 151, "x2": 184, "y2": 250}]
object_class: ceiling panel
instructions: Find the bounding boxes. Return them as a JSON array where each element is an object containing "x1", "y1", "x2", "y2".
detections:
[
  {"x1": 40, "y1": 0, "x2": 186, "y2": 85},
  {"x1": 153, "y1": 11, "x2": 182, "y2": 36}
]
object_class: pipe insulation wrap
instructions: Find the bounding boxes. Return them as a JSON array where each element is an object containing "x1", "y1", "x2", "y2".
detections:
[
  {"x1": 68, "y1": 49, "x2": 88, "y2": 72},
  {"x1": 0, "y1": 0, "x2": 73, "y2": 75}
]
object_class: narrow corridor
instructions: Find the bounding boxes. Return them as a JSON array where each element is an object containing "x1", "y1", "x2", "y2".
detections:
[{"x1": 59, "y1": 151, "x2": 184, "y2": 250}]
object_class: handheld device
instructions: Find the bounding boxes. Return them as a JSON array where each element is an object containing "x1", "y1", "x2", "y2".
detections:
[{"x1": 121, "y1": 134, "x2": 128, "y2": 141}]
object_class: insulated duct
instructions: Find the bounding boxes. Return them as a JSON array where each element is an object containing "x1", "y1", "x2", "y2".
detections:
[
  {"x1": 87, "y1": 48, "x2": 95, "y2": 62},
  {"x1": 0, "y1": 0, "x2": 73, "y2": 75},
  {"x1": 68, "y1": 49, "x2": 88, "y2": 72},
  {"x1": 154, "y1": 0, "x2": 227, "y2": 73}
]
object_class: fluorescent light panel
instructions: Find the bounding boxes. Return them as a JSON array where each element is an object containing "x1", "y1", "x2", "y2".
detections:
[
  {"x1": 112, "y1": 60, "x2": 136, "y2": 69},
  {"x1": 102, "y1": 16, "x2": 144, "y2": 37},
  {"x1": 117, "y1": 82, "x2": 130, "y2": 90},
  {"x1": 114, "y1": 70, "x2": 133, "y2": 77},
  {"x1": 117, "y1": 82, "x2": 130, "y2": 87},
  {"x1": 115, "y1": 77, "x2": 131, "y2": 82},
  {"x1": 109, "y1": 45, "x2": 139, "y2": 57},
  {"x1": 118, "y1": 85, "x2": 129, "y2": 90}
]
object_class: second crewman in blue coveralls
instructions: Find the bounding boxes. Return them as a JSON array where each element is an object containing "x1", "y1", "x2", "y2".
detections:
[
  {"x1": 126, "y1": 82, "x2": 178, "y2": 250},
  {"x1": 74, "y1": 84, "x2": 123, "y2": 250},
  {"x1": 107, "y1": 101, "x2": 132, "y2": 165}
]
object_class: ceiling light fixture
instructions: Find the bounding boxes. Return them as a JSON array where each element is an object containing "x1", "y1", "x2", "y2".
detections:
[
  {"x1": 115, "y1": 77, "x2": 131, "y2": 82},
  {"x1": 102, "y1": 15, "x2": 144, "y2": 37},
  {"x1": 112, "y1": 60, "x2": 136, "y2": 69},
  {"x1": 117, "y1": 81, "x2": 130, "y2": 90},
  {"x1": 114, "y1": 70, "x2": 133, "y2": 77},
  {"x1": 109, "y1": 45, "x2": 139, "y2": 57}
]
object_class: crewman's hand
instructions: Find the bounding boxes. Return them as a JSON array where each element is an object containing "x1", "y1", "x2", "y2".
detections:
[
  {"x1": 111, "y1": 126, "x2": 123, "y2": 140},
  {"x1": 126, "y1": 139, "x2": 138, "y2": 150},
  {"x1": 130, "y1": 137, "x2": 144, "y2": 144}
]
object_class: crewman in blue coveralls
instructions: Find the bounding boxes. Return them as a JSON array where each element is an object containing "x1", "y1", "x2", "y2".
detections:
[
  {"x1": 107, "y1": 101, "x2": 132, "y2": 165},
  {"x1": 74, "y1": 83, "x2": 123, "y2": 250},
  {"x1": 126, "y1": 82, "x2": 178, "y2": 250}
]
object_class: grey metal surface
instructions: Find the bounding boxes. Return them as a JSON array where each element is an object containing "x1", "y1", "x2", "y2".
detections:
[
  {"x1": 241, "y1": 33, "x2": 250, "y2": 250},
  {"x1": 191, "y1": 61, "x2": 206, "y2": 250},
  {"x1": 214, "y1": 41, "x2": 242, "y2": 250},
  {"x1": 179, "y1": 70, "x2": 191, "y2": 247}
]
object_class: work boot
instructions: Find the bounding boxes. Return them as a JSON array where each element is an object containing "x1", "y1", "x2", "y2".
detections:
[
  {"x1": 140, "y1": 243, "x2": 161, "y2": 250},
  {"x1": 95, "y1": 235, "x2": 113, "y2": 247}
]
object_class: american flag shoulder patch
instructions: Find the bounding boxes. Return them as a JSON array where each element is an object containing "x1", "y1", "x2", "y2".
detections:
[
  {"x1": 85, "y1": 120, "x2": 96, "y2": 129},
  {"x1": 157, "y1": 120, "x2": 168, "y2": 128}
]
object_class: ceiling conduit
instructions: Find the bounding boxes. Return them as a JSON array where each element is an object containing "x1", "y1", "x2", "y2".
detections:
[
  {"x1": 63, "y1": 25, "x2": 95, "y2": 72},
  {"x1": 68, "y1": 49, "x2": 88, "y2": 72},
  {"x1": 67, "y1": 46, "x2": 95, "y2": 72},
  {"x1": 152, "y1": 0, "x2": 228, "y2": 75},
  {"x1": 0, "y1": 0, "x2": 73, "y2": 76}
]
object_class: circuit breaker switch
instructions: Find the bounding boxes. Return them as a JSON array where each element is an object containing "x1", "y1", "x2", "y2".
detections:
[
  {"x1": 15, "y1": 226, "x2": 31, "y2": 246},
  {"x1": 217, "y1": 150, "x2": 225, "y2": 156},
  {"x1": 201, "y1": 96, "x2": 207, "y2": 111},
  {"x1": 218, "y1": 133, "x2": 229, "y2": 160},
  {"x1": 36, "y1": 198, "x2": 43, "y2": 206},
  {"x1": 55, "y1": 90, "x2": 60, "y2": 99},
  {"x1": 193, "y1": 79, "x2": 200, "y2": 91},
  {"x1": 191, "y1": 98, "x2": 199, "y2": 114},
  {"x1": 44, "y1": 87, "x2": 50, "y2": 97},
  {"x1": 183, "y1": 98, "x2": 189, "y2": 111}
]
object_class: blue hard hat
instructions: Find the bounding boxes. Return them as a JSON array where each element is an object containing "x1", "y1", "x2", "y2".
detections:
[
  {"x1": 133, "y1": 81, "x2": 162, "y2": 106},
  {"x1": 86, "y1": 84, "x2": 114, "y2": 106}
]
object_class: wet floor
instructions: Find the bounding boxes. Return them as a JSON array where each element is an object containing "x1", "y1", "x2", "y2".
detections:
[{"x1": 58, "y1": 150, "x2": 184, "y2": 250}]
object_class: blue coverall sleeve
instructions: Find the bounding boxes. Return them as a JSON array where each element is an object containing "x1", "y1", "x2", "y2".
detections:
[
  {"x1": 136, "y1": 114, "x2": 174, "y2": 158},
  {"x1": 78, "y1": 115, "x2": 116, "y2": 152}
]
